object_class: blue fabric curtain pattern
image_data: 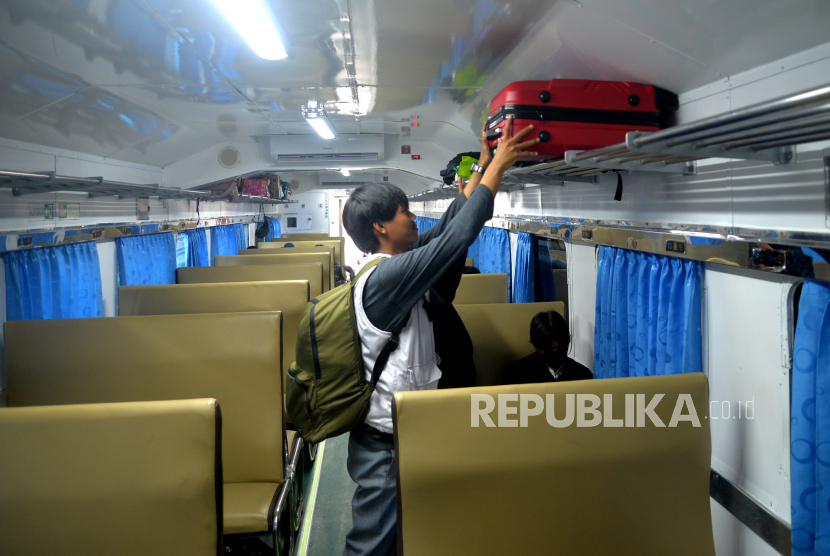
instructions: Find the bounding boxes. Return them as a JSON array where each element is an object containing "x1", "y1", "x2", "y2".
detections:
[
  {"x1": 116, "y1": 232, "x2": 176, "y2": 286},
  {"x1": 478, "y1": 226, "x2": 512, "y2": 302},
  {"x1": 184, "y1": 228, "x2": 209, "y2": 267},
  {"x1": 514, "y1": 232, "x2": 535, "y2": 303},
  {"x1": 593, "y1": 246, "x2": 702, "y2": 379},
  {"x1": 5, "y1": 242, "x2": 104, "y2": 320},
  {"x1": 415, "y1": 216, "x2": 438, "y2": 235},
  {"x1": 791, "y1": 281, "x2": 830, "y2": 556},
  {"x1": 210, "y1": 224, "x2": 247, "y2": 261},
  {"x1": 232, "y1": 223, "x2": 248, "y2": 250},
  {"x1": 265, "y1": 219, "x2": 282, "y2": 241}
]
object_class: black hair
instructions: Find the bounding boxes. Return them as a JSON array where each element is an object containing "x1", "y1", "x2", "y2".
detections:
[
  {"x1": 529, "y1": 311, "x2": 569, "y2": 352},
  {"x1": 342, "y1": 183, "x2": 409, "y2": 253}
]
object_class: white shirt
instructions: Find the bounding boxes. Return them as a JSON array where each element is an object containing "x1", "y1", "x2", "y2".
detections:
[{"x1": 353, "y1": 253, "x2": 442, "y2": 433}]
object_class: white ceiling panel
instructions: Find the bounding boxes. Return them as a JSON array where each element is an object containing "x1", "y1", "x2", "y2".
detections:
[
  {"x1": 578, "y1": 0, "x2": 830, "y2": 79},
  {"x1": 108, "y1": 123, "x2": 218, "y2": 167},
  {"x1": 104, "y1": 84, "x2": 272, "y2": 124},
  {"x1": 20, "y1": 86, "x2": 177, "y2": 158}
]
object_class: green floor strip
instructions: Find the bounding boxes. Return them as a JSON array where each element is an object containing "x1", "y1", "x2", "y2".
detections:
[{"x1": 295, "y1": 441, "x2": 326, "y2": 556}]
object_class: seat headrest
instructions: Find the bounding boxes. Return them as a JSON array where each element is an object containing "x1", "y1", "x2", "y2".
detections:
[{"x1": 392, "y1": 373, "x2": 714, "y2": 556}]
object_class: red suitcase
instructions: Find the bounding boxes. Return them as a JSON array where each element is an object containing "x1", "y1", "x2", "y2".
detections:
[{"x1": 486, "y1": 79, "x2": 677, "y2": 161}]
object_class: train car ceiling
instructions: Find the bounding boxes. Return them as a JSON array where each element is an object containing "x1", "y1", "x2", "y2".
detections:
[{"x1": 0, "y1": 0, "x2": 827, "y2": 203}]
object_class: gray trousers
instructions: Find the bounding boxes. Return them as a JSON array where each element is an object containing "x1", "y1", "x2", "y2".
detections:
[{"x1": 342, "y1": 427, "x2": 397, "y2": 556}]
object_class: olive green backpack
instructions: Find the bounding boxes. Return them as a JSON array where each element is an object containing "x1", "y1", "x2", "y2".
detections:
[{"x1": 286, "y1": 258, "x2": 407, "y2": 443}]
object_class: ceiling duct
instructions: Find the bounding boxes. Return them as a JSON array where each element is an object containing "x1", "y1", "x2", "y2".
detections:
[{"x1": 270, "y1": 134, "x2": 384, "y2": 163}]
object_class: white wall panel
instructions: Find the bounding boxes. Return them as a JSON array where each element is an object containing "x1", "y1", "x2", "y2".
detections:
[
  {"x1": 711, "y1": 499, "x2": 781, "y2": 556},
  {"x1": 97, "y1": 241, "x2": 117, "y2": 318},
  {"x1": 704, "y1": 265, "x2": 797, "y2": 522},
  {"x1": 566, "y1": 241, "x2": 597, "y2": 370}
]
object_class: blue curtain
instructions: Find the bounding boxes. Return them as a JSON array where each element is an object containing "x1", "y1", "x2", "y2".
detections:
[
  {"x1": 593, "y1": 247, "x2": 702, "y2": 379},
  {"x1": 415, "y1": 216, "x2": 438, "y2": 235},
  {"x1": 265, "y1": 219, "x2": 282, "y2": 241},
  {"x1": 116, "y1": 233, "x2": 176, "y2": 286},
  {"x1": 478, "y1": 227, "x2": 512, "y2": 302},
  {"x1": 791, "y1": 281, "x2": 830, "y2": 556},
  {"x1": 210, "y1": 224, "x2": 247, "y2": 261},
  {"x1": 534, "y1": 238, "x2": 557, "y2": 302},
  {"x1": 4, "y1": 242, "x2": 104, "y2": 320},
  {"x1": 184, "y1": 228, "x2": 209, "y2": 267},
  {"x1": 514, "y1": 232, "x2": 535, "y2": 303},
  {"x1": 233, "y1": 223, "x2": 248, "y2": 250}
]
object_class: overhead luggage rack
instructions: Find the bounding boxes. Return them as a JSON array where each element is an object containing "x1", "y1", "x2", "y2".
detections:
[
  {"x1": 237, "y1": 194, "x2": 297, "y2": 205},
  {"x1": 0, "y1": 169, "x2": 295, "y2": 204},
  {"x1": 481, "y1": 84, "x2": 830, "y2": 185}
]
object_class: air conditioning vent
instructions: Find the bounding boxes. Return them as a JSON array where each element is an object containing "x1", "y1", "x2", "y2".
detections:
[
  {"x1": 270, "y1": 134, "x2": 384, "y2": 162},
  {"x1": 277, "y1": 153, "x2": 379, "y2": 162},
  {"x1": 321, "y1": 181, "x2": 368, "y2": 186}
]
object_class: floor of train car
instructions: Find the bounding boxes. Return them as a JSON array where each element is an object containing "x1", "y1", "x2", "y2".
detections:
[{"x1": 297, "y1": 434, "x2": 355, "y2": 556}]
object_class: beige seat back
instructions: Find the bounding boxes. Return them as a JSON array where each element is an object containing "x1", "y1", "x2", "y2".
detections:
[
  {"x1": 245, "y1": 246, "x2": 336, "y2": 287},
  {"x1": 216, "y1": 253, "x2": 332, "y2": 291},
  {"x1": 393, "y1": 373, "x2": 714, "y2": 556},
  {"x1": 5, "y1": 312, "x2": 283, "y2": 485},
  {"x1": 119, "y1": 281, "x2": 309, "y2": 385},
  {"x1": 282, "y1": 232, "x2": 329, "y2": 240},
  {"x1": 268, "y1": 238, "x2": 344, "y2": 268},
  {"x1": 454, "y1": 273, "x2": 509, "y2": 305},
  {"x1": 0, "y1": 399, "x2": 221, "y2": 556},
  {"x1": 177, "y1": 263, "x2": 324, "y2": 297},
  {"x1": 456, "y1": 301, "x2": 564, "y2": 385},
  {"x1": 465, "y1": 257, "x2": 474, "y2": 267}
]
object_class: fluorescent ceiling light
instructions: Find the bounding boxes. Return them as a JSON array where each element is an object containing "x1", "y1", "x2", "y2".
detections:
[
  {"x1": 214, "y1": 0, "x2": 290, "y2": 60},
  {"x1": 302, "y1": 101, "x2": 336, "y2": 140},
  {"x1": 341, "y1": 169, "x2": 350, "y2": 176}
]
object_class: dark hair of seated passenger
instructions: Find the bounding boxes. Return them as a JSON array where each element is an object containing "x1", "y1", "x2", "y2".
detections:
[
  {"x1": 462, "y1": 265, "x2": 480, "y2": 274},
  {"x1": 530, "y1": 311, "x2": 569, "y2": 352},
  {"x1": 343, "y1": 182, "x2": 409, "y2": 253}
]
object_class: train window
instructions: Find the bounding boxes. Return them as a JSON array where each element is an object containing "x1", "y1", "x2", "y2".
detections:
[{"x1": 536, "y1": 237, "x2": 568, "y2": 316}]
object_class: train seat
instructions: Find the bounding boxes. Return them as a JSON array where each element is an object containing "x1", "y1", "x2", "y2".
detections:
[
  {"x1": 216, "y1": 252, "x2": 332, "y2": 291},
  {"x1": 118, "y1": 280, "x2": 310, "y2": 392},
  {"x1": 177, "y1": 263, "x2": 324, "y2": 298},
  {"x1": 243, "y1": 246, "x2": 336, "y2": 288},
  {"x1": 282, "y1": 232, "x2": 330, "y2": 240},
  {"x1": 456, "y1": 301, "x2": 565, "y2": 385},
  {"x1": 453, "y1": 273, "x2": 510, "y2": 305},
  {"x1": 4, "y1": 312, "x2": 286, "y2": 537},
  {"x1": 392, "y1": 373, "x2": 715, "y2": 556},
  {"x1": 266, "y1": 238, "x2": 345, "y2": 268},
  {"x1": 0, "y1": 399, "x2": 221, "y2": 556},
  {"x1": 465, "y1": 257, "x2": 475, "y2": 267}
]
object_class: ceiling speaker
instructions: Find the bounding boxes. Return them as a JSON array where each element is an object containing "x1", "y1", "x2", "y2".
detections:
[{"x1": 218, "y1": 146, "x2": 241, "y2": 169}]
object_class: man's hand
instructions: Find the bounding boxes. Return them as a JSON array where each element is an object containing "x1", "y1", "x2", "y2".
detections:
[
  {"x1": 479, "y1": 121, "x2": 493, "y2": 168},
  {"x1": 490, "y1": 116, "x2": 539, "y2": 172},
  {"x1": 479, "y1": 116, "x2": 540, "y2": 197}
]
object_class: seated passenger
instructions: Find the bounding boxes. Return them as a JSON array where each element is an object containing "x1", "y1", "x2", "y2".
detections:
[{"x1": 506, "y1": 311, "x2": 592, "y2": 384}]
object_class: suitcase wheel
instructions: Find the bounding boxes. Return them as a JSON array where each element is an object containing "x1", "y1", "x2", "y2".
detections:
[
  {"x1": 538, "y1": 131, "x2": 551, "y2": 142},
  {"x1": 628, "y1": 94, "x2": 640, "y2": 107},
  {"x1": 539, "y1": 90, "x2": 551, "y2": 103}
]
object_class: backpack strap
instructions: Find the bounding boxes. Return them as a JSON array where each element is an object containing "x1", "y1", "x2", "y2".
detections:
[{"x1": 369, "y1": 314, "x2": 410, "y2": 391}]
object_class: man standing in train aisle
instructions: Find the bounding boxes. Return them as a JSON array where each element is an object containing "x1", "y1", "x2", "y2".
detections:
[{"x1": 340, "y1": 116, "x2": 539, "y2": 556}]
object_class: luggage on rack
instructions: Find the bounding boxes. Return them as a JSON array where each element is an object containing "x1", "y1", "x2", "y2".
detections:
[
  {"x1": 240, "y1": 178, "x2": 270, "y2": 197},
  {"x1": 486, "y1": 79, "x2": 678, "y2": 161}
]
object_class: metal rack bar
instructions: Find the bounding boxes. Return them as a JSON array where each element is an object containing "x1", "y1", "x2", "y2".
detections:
[
  {"x1": 493, "y1": 84, "x2": 830, "y2": 183},
  {"x1": 0, "y1": 168, "x2": 292, "y2": 204}
]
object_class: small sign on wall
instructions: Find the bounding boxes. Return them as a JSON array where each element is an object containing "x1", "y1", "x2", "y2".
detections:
[
  {"x1": 58, "y1": 203, "x2": 80, "y2": 220},
  {"x1": 28, "y1": 203, "x2": 54, "y2": 221}
]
